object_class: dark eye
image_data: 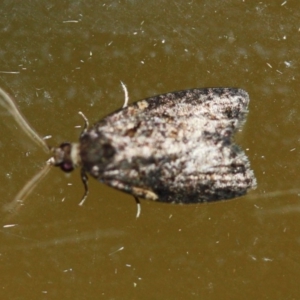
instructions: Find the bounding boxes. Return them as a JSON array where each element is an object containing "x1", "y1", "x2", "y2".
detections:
[{"x1": 60, "y1": 162, "x2": 74, "y2": 173}]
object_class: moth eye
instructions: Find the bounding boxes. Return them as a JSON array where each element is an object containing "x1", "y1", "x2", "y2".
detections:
[{"x1": 60, "y1": 162, "x2": 74, "y2": 173}]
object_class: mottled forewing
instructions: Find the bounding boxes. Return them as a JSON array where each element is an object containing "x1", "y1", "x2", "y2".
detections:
[{"x1": 81, "y1": 88, "x2": 256, "y2": 203}]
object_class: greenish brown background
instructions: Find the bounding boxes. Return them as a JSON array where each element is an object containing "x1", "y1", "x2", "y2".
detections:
[{"x1": 0, "y1": 1, "x2": 299, "y2": 299}]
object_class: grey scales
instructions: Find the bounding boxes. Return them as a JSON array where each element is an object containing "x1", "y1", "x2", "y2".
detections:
[{"x1": 53, "y1": 87, "x2": 256, "y2": 204}]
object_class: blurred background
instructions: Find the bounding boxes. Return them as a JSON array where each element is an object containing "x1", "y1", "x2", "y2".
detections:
[{"x1": 0, "y1": 1, "x2": 299, "y2": 299}]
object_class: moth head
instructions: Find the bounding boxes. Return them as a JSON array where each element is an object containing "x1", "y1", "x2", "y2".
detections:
[{"x1": 49, "y1": 142, "x2": 80, "y2": 173}]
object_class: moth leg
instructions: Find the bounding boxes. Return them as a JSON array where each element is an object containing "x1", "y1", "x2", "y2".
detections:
[
  {"x1": 120, "y1": 81, "x2": 129, "y2": 108},
  {"x1": 131, "y1": 187, "x2": 159, "y2": 201},
  {"x1": 78, "y1": 111, "x2": 89, "y2": 134},
  {"x1": 134, "y1": 196, "x2": 141, "y2": 218},
  {"x1": 103, "y1": 179, "x2": 159, "y2": 201},
  {"x1": 79, "y1": 168, "x2": 89, "y2": 206}
]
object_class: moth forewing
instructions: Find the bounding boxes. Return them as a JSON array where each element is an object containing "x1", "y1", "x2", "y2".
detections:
[{"x1": 79, "y1": 88, "x2": 256, "y2": 204}]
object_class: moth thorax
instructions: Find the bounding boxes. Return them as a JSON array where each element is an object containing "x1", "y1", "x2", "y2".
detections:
[{"x1": 51, "y1": 142, "x2": 81, "y2": 173}]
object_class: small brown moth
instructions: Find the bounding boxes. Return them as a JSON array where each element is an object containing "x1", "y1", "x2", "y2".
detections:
[{"x1": 0, "y1": 86, "x2": 256, "y2": 215}]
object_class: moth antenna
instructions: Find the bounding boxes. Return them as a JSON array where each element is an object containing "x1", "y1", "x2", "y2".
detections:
[
  {"x1": 3, "y1": 161, "x2": 53, "y2": 214},
  {"x1": 78, "y1": 111, "x2": 89, "y2": 133},
  {"x1": 134, "y1": 197, "x2": 141, "y2": 218},
  {"x1": 0, "y1": 88, "x2": 49, "y2": 153},
  {"x1": 120, "y1": 81, "x2": 129, "y2": 108},
  {"x1": 78, "y1": 169, "x2": 89, "y2": 206}
]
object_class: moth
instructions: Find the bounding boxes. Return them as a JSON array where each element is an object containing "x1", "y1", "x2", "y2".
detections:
[{"x1": 1, "y1": 86, "x2": 256, "y2": 213}]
